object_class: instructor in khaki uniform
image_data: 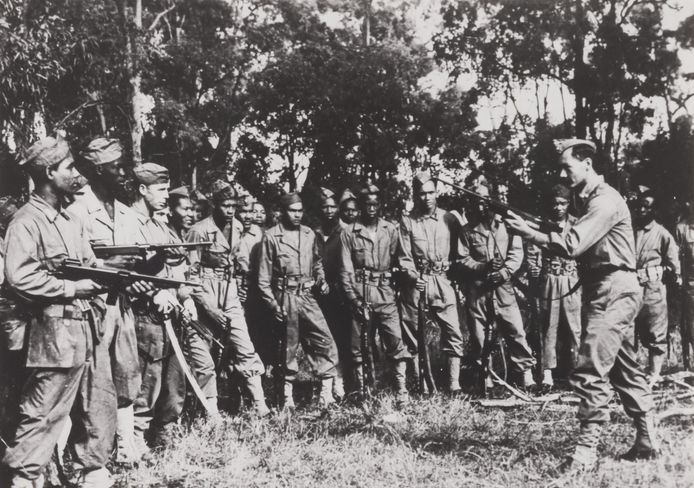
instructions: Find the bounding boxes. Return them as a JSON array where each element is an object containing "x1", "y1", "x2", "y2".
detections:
[
  {"x1": 505, "y1": 139, "x2": 656, "y2": 471},
  {"x1": 2, "y1": 137, "x2": 115, "y2": 488},
  {"x1": 398, "y1": 171, "x2": 465, "y2": 394},
  {"x1": 339, "y1": 184, "x2": 412, "y2": 400},
  {"x1": 257, "y1": 192, "x2": 339, "y2": 408}
]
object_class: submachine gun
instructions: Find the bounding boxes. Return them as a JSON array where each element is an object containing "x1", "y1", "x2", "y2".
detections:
[
  {"x1": 91, "y1": 241, "x2": 214, "y2": 259},
  {"x1": 433, "y1": 177, "x2": 562, "y2": 234},
  {"x1": 55, "y1": 258, "x2": 201, "y2": 305}
]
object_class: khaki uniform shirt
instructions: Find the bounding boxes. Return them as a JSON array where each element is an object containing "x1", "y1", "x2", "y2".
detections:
[
  {"x1": 548, "y1": 175, "x2": 636, "y2": 272},
  {"x1": 634, "y1": 220, "x2": 680, "y2": 283},
  {"x1": 398, "y1": 207, "x2": 460, "y2": 306},
  {"x1": 339, "y1": 219, "x2": 399, "y2": 306},
  {"x1": 459, "y1": 217, "x2": 524, "y2": 307},
  {"x1": 4, "y1": 193, "x2": 97, "y2": 367},
  {"x1": 257, "y1": 223, "x2": 325, "y2": 314}
]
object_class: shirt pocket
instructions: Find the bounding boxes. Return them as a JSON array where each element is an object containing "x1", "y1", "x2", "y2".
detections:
[
  {"x1": 40, "y1": 235, "x2": 70, "y2": 271},
  {"x1": 352, "y1": 247, "x2": 367, "y2": 269},
  {"x1": 469, "y1": 234, "x2": 488, "y2": 260}
]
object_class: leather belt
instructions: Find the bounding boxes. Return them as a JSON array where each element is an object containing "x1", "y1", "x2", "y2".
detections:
[{"x1": 637, "y1": 265, "x2": 664, "y2": 284}]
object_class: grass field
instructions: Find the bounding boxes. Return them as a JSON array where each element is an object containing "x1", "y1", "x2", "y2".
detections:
[{"x1": 113, "y1": 377, "x2": 694, "y2": 488}]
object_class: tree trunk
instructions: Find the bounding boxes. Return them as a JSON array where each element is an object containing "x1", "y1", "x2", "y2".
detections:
[
  {"x1": 573, "y1": 0, "x2": 587, "y2": 139},
  {"x1": 131, "y1": 0, "x2": 143, "y2": 163}
]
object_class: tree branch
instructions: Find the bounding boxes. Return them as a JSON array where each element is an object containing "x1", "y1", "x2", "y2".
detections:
[{"x1": 149, "y1": 3, "x2": 176, "y2": 31}]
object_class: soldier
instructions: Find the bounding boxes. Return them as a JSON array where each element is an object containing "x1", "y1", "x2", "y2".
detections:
[
  {"x1": 130, "y1": 163, "x2": 194, "y2": 448},
  {"x1": 253, "y1": 202, "x2": 267, "y2": 228},
  {"x1": 340, "y1": 184, "x2": 412, "y2": 400},
  {"x1": 2, "y1": 137, "x2": 115, "y2": 488},
  {"x1": 398, "y1": 171, "x2": 465, "y2": 394},
  {"x1": 169, "y1": 186, "x2": 195, "y2": 240},
  {"x1": 68, "y1": 138, "x2": 147, "y2": 463},
  {"x1": 676, "y1": 205, "x2": 694, "y2": 370},
  {"x1": 505, "y1": 139, "x2": 656, "y2": 470},
  {"x1": 338, "y1": 188, "x2": 359, "y2": 225},
  {"x1": 191, "y1": 189, "x2": 210, "y2": 223},
  {"x1": 527, "y1": 184, "x2": 582, "y2": 390},
  {"x1": 257, "y1": 192, "x2": 339, "y2": 408},
  {"x1": 631, "y1": 186, "x2": 680, "y2": 385},
  {"x1": 458, "y1": 181, "x2": 535, "y2": 389},
  {"x1": 316, "y1": 187, "x2": 348, "y2": 398},
  {"x1": 185, "y1": 181, "x2": 269, "y2": 416}
]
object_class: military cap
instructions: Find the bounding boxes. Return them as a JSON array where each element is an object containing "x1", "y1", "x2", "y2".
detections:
[
  {"x1": 133, "y1": 162, "x2": 169, "y2": 185},
  {"x1": 320, "y1": 187, "x2": 335, "y2": 203},
  {"x1": 553, "y1": 139, "x2": 597, "y2": 155},
  {"x1": 191, "y1": 189, "x2": 208, "y2": 202},
  {"x1": 280, "y1": 192, "x2": 302, "y2": 208},
  {"x1": 550, "y1": 184, "x2": 571, "y2": 200},
  {"x1": 359, "y1": 183, "x2": 380, "y2": 198},
  {"x1": 338, "y1": 188, "x2": 356, "y2": 205},
  {"x1": 169, "y1": 186, "x2": 191, "y2": 197},
  {"x1": 20, "y1": 137, "x2": 72, "y2": 169},
  {"x1": 210, "y1": 180, "x2": 237, "y2": 202},
  {"x1": 413, "y1": 171, "x2": 434, "y2": 191},
  {"x1": 82, "y1": 138, "x2": 123, "y2": 165}
]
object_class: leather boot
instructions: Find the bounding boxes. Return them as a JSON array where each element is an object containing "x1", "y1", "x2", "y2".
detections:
[
  {"x1": 115, "y1": 405, "x2": 141, "y2": 464},
  {"x1": 283, "y1": 380, "x2": 295, "y2": 410},
  {"x1": 75, "y1": 467, "x2": 113, "y2": 488},
  {"x1": 647, "y1": 353, "x2": 665, "y2": 387},
  {"x1": 353, "y1": 365, "x2": 364, "y2": 396},
  {"x1": 318, "y1": 377, "x2": 336, "y2": 406},
  {"x1": 9, "y1": 474, "x2": 44, "y2": 488},
  {"x1": 558, "y1": 421, "x2": 601, "y2": 473},
  {"x1": 245, "y1": 375, "x2": 271, "y2": 417},
  {"x1": 332, "y1": 369, "x2": 345, "y2": 400},
  {"x1": 393, "y1": 360, "x2": 409, "y2": 404},
  {"x1": 447, "y1": 356, "x2": 461, "y2": 394},
  {"x1": 620, "y1": 413, "x2": 659, "y2": 460}
]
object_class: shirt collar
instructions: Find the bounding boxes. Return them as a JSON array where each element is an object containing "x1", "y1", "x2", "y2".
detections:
[
  {"x1": 29, "y1": 193, "x2": 67, "y2": 223},
  {"x1": 577, "y1": 174, "x2": 604, "y2": 201}
]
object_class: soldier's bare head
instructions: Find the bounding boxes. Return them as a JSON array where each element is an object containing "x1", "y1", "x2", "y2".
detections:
[
  {"x1": 253, "y1": 202, "x2": 266, "y2": 226},
  {"x1": 238, "y1": 202, "x2": 255, "y2": 231},
  {"x1": 169, "y1": 187, "x2": 194, "y2": 232}
]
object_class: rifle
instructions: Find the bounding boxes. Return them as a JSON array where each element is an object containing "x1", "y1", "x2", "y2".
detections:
[
  {"x1": 177, "y1": 306, "x2": 225, "y2": 350},
  {"x1": 417, "y1": 269, "x2": 437, "y2": 395},
  {"x1": 682, "y1": 285, "x2": 692, "y2": 371},
  {"x1": 275, "y1": 267, "x2": 289, "y2": 385},
  {"x1": 55, "y1": 258, "x2": 200, "y2": 305},
  {"x1": 433, "y1": 177, "x2": 562, "y2": 234},
  {"x1": 91, "y1": 241, "x2": 213, "y2": 258},
  {"x1": 360, "y1": 268, "x2": 376, "y2": 398}
]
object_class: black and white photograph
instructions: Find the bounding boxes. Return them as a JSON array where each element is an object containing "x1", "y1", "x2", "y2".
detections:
[{"x1": 1, "y1": 0, "x2": 693, "y2": 486}]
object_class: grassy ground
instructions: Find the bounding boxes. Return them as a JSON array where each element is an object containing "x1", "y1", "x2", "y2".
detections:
[{"x1": 113, "y1": 380, "x2": 694, "y2": 488}]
